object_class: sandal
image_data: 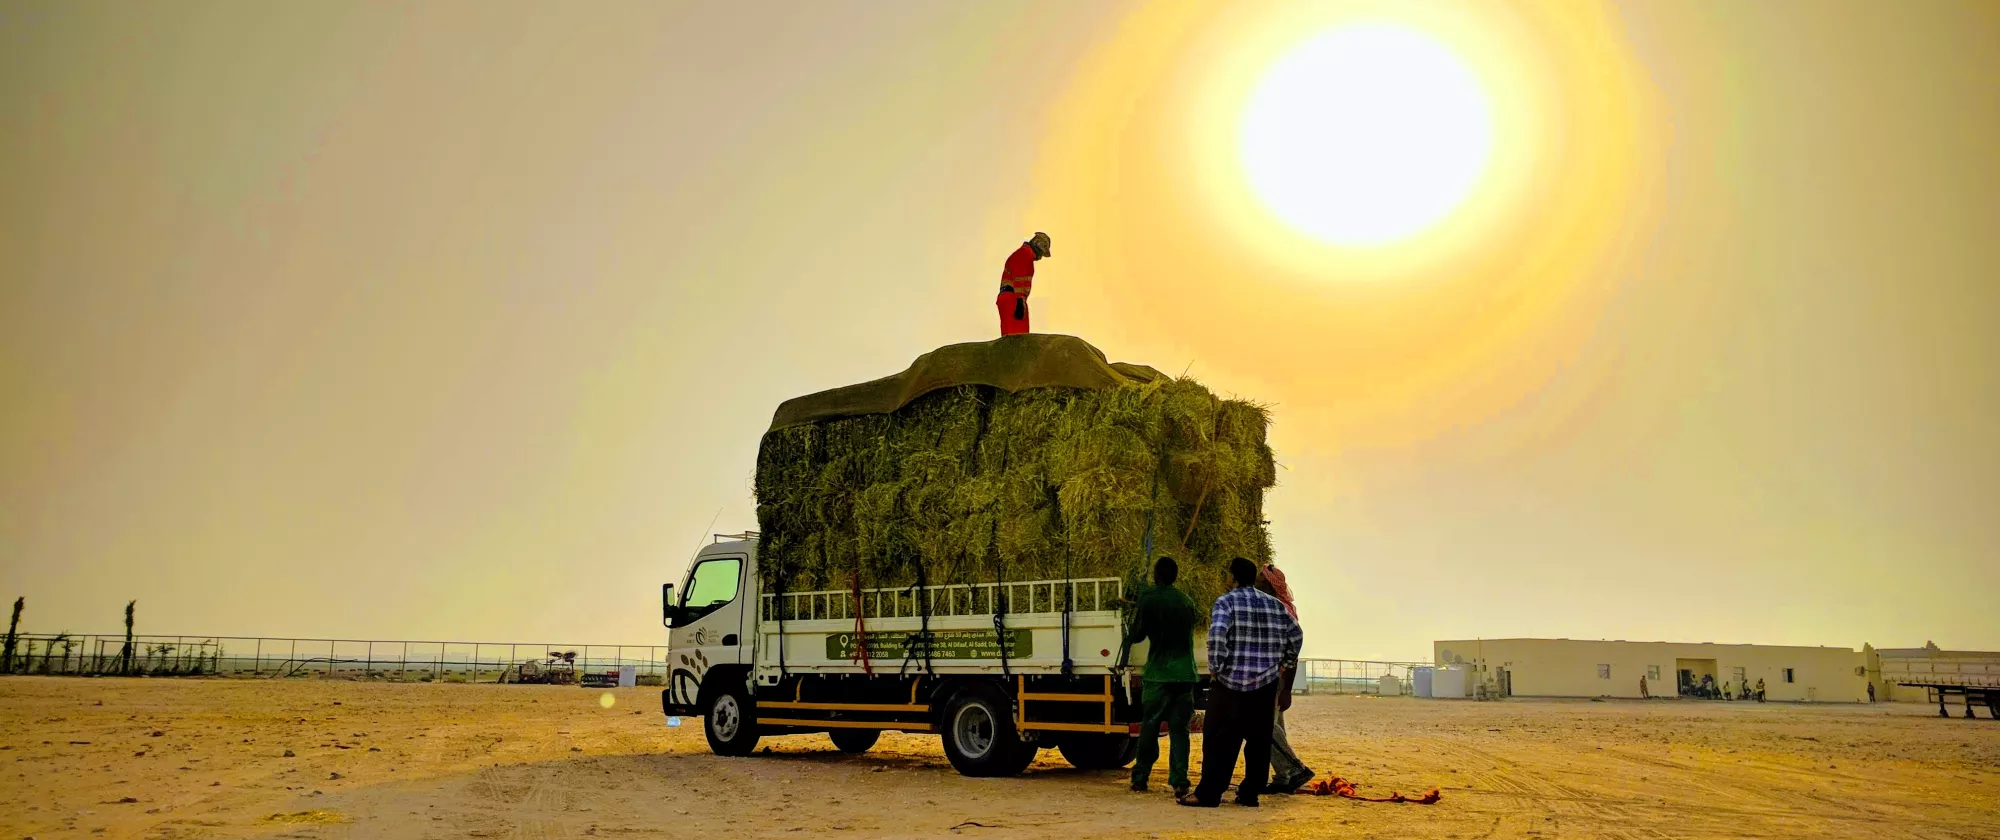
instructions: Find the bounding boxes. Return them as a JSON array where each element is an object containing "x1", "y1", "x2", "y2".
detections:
[
  {"x1": 1268, "y1": 770, "x2": 1313, "y2": 794},
  {"x1": 1175, "y1": 792, "x2": 1217, "y2": 808}
]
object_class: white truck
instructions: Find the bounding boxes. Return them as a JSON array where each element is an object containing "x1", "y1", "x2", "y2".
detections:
[{"x1": 661, "y1": 533, "x2": 1205, "y2": 776}]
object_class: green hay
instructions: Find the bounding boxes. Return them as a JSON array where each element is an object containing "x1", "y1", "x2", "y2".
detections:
[{"x1": 755, "y1": 376, "x2": 1275, "y2": 620}]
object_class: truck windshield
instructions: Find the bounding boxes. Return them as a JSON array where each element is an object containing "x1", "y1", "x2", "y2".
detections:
[{"x1": 682, "y1": 557, "x2": 742, "y2": 617}]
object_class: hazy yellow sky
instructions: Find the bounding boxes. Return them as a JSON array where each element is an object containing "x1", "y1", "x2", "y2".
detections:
[{"x1": 3, "y1": 1, "x2": 1995, "y2": 659}]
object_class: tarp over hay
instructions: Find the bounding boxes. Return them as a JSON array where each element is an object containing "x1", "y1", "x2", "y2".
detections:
[{"x1": 755, "y1": 334, "x2": 1275, "y2": 619}]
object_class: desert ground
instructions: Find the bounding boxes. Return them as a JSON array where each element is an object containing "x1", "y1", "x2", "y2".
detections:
[{"x1": 2, "y1": 677, "x2": 1995, "y2": 840}]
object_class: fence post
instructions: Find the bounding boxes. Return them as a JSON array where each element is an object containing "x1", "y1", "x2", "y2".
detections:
[
  {"x1": 328, "y1": 640, "x2": 335, "y2": 679},
  {"x1": 255, "y1": 638, "x2": 263, "y2": 677},
  {"x1": 400, "y1": 641, "x2": 409, "y2": 682},
  {"x1": 473, "y1": 643, "x2": 481, "y2": 683},
  {"x1": 366, "y1": 641, "x2": 374, "y2": 678}
]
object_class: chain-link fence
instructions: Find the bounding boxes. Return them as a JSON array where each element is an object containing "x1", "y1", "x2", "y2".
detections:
[
  {"x1": 1, "y1": 634, "x2": 1419, "y2": 694},
  {"x1": 1296, "y1": 658, "x2": 1430, "y2": 696},
  {"x1": 0, "y1": 633, "x2": 667, "y2": 684}
]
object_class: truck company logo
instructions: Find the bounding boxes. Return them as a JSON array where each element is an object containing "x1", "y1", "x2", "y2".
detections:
[
  {"x1": 670, "y1": 649, "x2": 710, "y2": 708},
  {"x1": 826, "y1": 629, "x2": 1034, "y2": 661}
]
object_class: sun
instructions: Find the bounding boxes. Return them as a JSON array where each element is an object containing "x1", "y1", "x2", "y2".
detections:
[{"x1": 1239, "y1": 22, "x2": 1495, "y2": 247}]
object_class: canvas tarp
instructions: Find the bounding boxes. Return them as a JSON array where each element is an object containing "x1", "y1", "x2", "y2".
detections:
[{"x1": 767, "y1": 334, "x2": 1166, "y2": 432}]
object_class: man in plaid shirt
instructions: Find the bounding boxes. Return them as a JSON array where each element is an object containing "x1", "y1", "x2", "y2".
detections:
[{"x1": 1179, "y1": 557, "x2": 1303, "y2": 808}]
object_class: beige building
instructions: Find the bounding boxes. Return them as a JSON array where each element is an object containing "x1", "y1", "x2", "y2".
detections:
[{"x1": 1433, "y1": 638, "x2": 1868, "y2": 702}]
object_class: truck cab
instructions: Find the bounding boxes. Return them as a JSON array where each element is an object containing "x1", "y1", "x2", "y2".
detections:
[{"x1": 660, "y1": 536, "x2": 758, "y2": 721}]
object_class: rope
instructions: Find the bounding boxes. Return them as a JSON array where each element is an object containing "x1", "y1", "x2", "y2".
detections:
[
  {"x1": 899, "y1": 555, "x2": 935, "y2": 677},
  {"x1": 1118, "y1": 455, "x2": 1164, "y2": 672},
  {"x1": 1304, "y1": 776, "x2": 1442, "y2": 805},
  {"x1": 988, "y1": 517, "x2": 1010, "y2": 680},
  {"x1": 773, "y1": 549, "x2": 788, "y2": 682},
  {"x1": 1051, "y1": 484, "x2": 1072, "y2": 678},
  {"x1": 989, "y1": 427, "x2": 1012, "y2": 681},
  {"x1": 849, "y1": 569, "x2": 872, "y2": 676},
  {"x1": 918, "y1": 559, "x2": 933, "y2": 676},
  {"x1": 1061, "y1": 572, "x2": 1073, "y2": 677}
]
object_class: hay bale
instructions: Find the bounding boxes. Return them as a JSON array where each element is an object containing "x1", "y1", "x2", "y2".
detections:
[{"x1": 754, "y1": 337, "x2": 1274, "y2": 619}]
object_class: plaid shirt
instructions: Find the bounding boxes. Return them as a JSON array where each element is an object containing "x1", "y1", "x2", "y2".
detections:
[{"x1": 1207, "y1": 586, "x2": 1303, "y2": 692}]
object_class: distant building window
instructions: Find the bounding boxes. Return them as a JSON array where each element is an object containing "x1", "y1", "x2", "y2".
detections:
[
  {"x1": 1597, "y1": 664, "x2": 1611, "y2": 679},
  {"x1": 1647, "y1": 665, "x2": 1660, "y2": 681},
  {"x1": 1784, "y1": 668, "x2": 1795, "y2": 683}
]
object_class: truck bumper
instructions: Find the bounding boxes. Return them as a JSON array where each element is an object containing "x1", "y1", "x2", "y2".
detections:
[{"x1": 661, "y1": 688, "x2": 695, "y2": 718}]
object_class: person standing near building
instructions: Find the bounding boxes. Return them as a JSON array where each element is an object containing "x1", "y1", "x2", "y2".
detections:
[
  {"x1": 1180, "y1": 558, "x2": 1302, "y2": 809},
  {"x1": 1255, "y1": 564, "x2": 1315, "y2": 794},
  {"x1": 1640, "y1": 674, "x2": 1651, "y2": 699},
  {"x1": 1124, "y1": 556, "x2": 1198, "y2": 798},
  {"x1": 1755, "y1": 677, "x2": 1766, "y2": 702},
  {"x1": 997, "y1": 232, "x2": 1050, "y2": 336}
]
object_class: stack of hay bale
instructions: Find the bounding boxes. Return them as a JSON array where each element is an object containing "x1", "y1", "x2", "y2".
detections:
[{"x1": 754, "y1": 335, "x2": 1275, "y2": 619}]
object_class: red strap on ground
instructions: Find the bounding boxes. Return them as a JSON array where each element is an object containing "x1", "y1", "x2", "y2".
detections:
[
  {"x1": 1304, "y1": 776, "x2": 1442, "y2": 804},
  {"x1": 850, "y1": 570, "x2": 872, "y2": 676}
]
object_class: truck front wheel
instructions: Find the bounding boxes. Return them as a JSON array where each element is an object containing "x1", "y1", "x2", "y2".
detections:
[
  {"x1": 940, "y1": 685, "x2": 1034, "y2": 777},
  {"x1": 702, "y1": 678, "x2": 760, "y2": 757}
]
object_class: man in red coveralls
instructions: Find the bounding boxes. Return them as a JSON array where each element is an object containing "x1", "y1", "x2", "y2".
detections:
[{"x1": 998, "y1": 232, "x2": 1051, "y2": 336}]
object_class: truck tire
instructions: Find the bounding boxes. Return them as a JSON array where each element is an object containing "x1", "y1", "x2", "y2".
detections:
[
  {"x1": 829, "y1": 728, "x2": 880, "y2": 754},
  {"x1": 702, "y1": 677, "x2": 760, "y2": 757},
  {"x1": 1058, "y1": 734, "x2": 1138, "y2": 770},
  {"x1": 940, "y1": 684, "x2": 1034, "y2": 777}
]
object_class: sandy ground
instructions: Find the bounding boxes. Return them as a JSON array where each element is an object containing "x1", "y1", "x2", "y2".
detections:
[{"x1": 2, "y1": 678, "x2": 1996, "y2": 840}]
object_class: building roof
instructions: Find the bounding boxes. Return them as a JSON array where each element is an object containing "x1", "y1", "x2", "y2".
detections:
[{"x1": 1434, "y1": 638, "x2": 1859, "y2": 652}]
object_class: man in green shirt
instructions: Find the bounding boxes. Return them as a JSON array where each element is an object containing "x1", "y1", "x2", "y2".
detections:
[{"x1": 1125, "y1": 556, "x2": 1199, "y2": 796}]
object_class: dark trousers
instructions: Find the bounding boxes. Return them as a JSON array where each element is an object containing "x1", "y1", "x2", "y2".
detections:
[
  {"x1": 1193, "y1": 680, "x2": 1278, "y2": 804},
  {"x1": 1131, "y1": 681, "x2": 1195, "y2": 789}
]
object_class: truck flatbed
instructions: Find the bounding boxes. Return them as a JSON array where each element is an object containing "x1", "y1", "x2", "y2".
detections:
[{"x1": 1897, "y1": 681, "x2": 2000, "y2": 719}]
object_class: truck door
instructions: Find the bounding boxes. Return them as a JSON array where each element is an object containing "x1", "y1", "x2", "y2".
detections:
[{"x1": 667, "y1": 553, "x2": 750, "y2": 710}]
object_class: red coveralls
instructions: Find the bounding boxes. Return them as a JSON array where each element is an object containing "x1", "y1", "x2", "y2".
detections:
[{"x1": 997, "y1": 242, "x2": 1036, "y2": 336}]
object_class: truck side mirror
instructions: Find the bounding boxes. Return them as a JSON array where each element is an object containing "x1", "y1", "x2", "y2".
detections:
[{"x1": 662, "y1": 583, "x2": 680, "y2": 628}]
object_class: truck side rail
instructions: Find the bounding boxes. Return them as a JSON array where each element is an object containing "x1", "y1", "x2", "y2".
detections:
[
  {"x1": 750, "y1": 673, "x2": 1137, "y2": 736},
  {"x1": 760, "y1": 577, "x2": 1125, "y2": 622}
]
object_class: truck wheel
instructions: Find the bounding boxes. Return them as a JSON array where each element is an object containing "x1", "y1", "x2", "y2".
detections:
[
  {"x1": 1058, "y1": 734, "x2": 1138, "y2": 770},
  {"x1": 940, "y1": 684, "x2": 1034, "y2": 777},
  {"x1": 829, "y1": 728, "x2": 880, "y2": 754},
  {"x1": 702, "y1": 678, "x2": 760, "y2": 757}
]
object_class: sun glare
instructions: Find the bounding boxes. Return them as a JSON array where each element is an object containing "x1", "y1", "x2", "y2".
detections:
[{"x1": 1239, "y1": 23, "x2": 1494, "y2": 247}]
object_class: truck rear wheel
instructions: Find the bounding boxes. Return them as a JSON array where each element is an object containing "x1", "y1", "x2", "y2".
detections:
[
  {"x1": 829, "y1": 728, "x2": 880, "y2": 753},
  {"x1": 702, "y1": 677, "x2": 760, "y2": 757},
  {"x1": 940, "y1": 684, "x2": 1034, "y2": 777},
  {"x1": 1058, "y1": 734, "x2": 1138, "y2": 770}
]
